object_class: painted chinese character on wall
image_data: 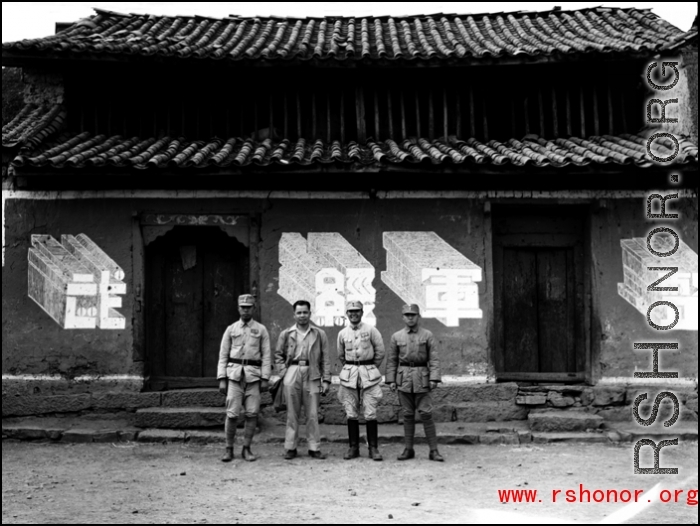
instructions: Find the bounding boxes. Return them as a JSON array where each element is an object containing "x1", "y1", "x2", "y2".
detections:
[
  {"x1": 28, "y1": 234, "x2": 126, "y2": 329},
  {"x1": 278, "y1": 233, "x2": 376, "y2": 326},
  {"x1": 618, "y1": 237, "x2": 698, "y2": 331},
  {"x1": 382, "y1": 232, "x2": 483, "y2": 327}
]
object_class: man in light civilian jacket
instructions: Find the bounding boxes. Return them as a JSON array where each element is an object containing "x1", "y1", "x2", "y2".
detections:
[{"x1": 275, "y1": 300, "x2": 332, "y2": 460}]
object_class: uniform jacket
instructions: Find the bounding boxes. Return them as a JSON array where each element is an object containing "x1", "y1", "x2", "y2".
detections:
[
  {"x1": 337, "y1": 322, "x2": 385, "y2": 389},
  {"x1": 275, "y1": 324, "x2": 332, "y2": 384},
  {"x1": 386, "y1": 326, "x2": 440, "y2": 394},
  {"x1": 217, "y1": 319, "x2": 272, "y2": 383}
]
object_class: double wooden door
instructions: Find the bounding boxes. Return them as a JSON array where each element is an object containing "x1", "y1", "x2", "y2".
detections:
[
  {"x1": 493, "y1": 206, "x2": 589, "y2": 382},
  {"x1": 146, "y1": 226, "x2": 249, "y2": 389}
]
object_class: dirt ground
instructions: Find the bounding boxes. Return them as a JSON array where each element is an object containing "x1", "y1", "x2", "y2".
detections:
[{"x1": 2, "y1": 440, "x2": 698, "y2": 524}]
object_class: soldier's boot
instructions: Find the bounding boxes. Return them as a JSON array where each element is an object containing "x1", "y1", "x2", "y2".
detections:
[
  {"x1": 221, "y1": 448, "x2": 234, "y2": 463},
  {"x1": 398, "y1": 412, "x2": 416, "y2": 461},
  {"x1": 343, "y1": 419, "x2": 360, "y2": 460},
  {"x1": 241, "y1": 416, "x2": 258, "y2": 462},
  {"x1": 397, "y1": 448, "x2": 415, "y2": 461},
  {"x1": 222, "y1": 416, "x2": 237, "y2": 462},
  {"x1": 429, "y1": 450, "x2": 445, "y2": 462},
  {"x1": 366, "y1": 420, "x2": 383, "y2": 461},
  {"x1": 422, "y1": 413, "x2": 444, "y2": 462},
  {"x1": 241, "y1": 446, "x2": 258, "y2": 462}
]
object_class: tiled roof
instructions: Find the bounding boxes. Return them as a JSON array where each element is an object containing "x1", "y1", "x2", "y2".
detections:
[
  {"x1": 4, "y1": 104, "x2": 697, "y2": 170},
  {"x1": 2, "y1": 103, "x2": 66, "y2": 148},
  {"x1": 2, "y1": 7, "x2": 694, "y2": 64}
]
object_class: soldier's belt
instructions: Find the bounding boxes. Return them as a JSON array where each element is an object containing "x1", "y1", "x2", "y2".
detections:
[
  {"x1": 228, "y1": 358, "x2": 262, "y2": 367},
  {"x1": 290, "y1": 360, "x2": 310, "y2": 366},
  {"x1": 346, "y1": 360, "x2": 375, "y2": 366},
  {"x1": 400, "y1": 361, "x2": 428, "y2": 367}
]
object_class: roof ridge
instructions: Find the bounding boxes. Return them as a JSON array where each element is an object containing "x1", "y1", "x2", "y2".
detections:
[
  {"x1": 89, "y1": 6, "x2": 659, "y2": 23},
  {"x1": 4, "y1": 7, "x2": 688, "y2": 64}
]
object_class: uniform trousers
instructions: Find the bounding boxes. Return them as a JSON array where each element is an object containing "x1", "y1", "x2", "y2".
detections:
[{"x1": 338, "y1": 384, "x2": 383, "y2": 420}]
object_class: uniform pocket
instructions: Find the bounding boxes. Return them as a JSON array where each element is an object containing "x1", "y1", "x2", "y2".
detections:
[
  {"x1": 367, "y1": 366, "x2": 382, "y2": 382},
  {"x1": 339, "y1": 366, "x2": 351, "y2": 383},
  {"x1": 418, "y1": 339, "x2": 428, "y2": 353},
  {"x1": 231, "y1": 330, "x2": 244, "y2": 346},
  {"x1": 421, "y1": 369, "x2": 430, "y2": 389}
]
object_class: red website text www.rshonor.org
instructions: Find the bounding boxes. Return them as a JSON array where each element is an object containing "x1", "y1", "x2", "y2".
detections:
[{"x1": 498, "y1": 485, "x2": 698, "y2": 505}]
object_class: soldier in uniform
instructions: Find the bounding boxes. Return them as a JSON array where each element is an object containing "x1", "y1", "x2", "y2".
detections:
[
  {"x1": 275, "y1": 300, "x2": 332, "y2": 460},
  {"x1": 386, "y1": 304, "x2": 444, "y2": 462},
  {"x1": 217, "y1": 294, "x2": 271, "y2": 463},
  {"x1": 337, "y1": 300, "x2": 386, "y2": 461}
]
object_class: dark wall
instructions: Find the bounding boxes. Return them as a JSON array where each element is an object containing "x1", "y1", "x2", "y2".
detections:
[
  {"x1": 2, "y1": 194, "x2": 697, "y2": 386},
  {"x1": 591, "y1": 197, "x2": 698, "y2": 379},
  {"x1": 260, "y1": 198, "x2": 490, "y2": 377}
]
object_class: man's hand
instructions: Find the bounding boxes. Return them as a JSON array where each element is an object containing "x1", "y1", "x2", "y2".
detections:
[
  {"x1": 430, "y1": 381, "x2": 439, "y2": 391},
  {"x1": 218, "y1": 379, "x2": 228, "y2": 395},
  {"x1": 321, "y1": 382, "x2": 331, "y2": 395},
  {"x1": 261, "y1": 380, "x2": 269, "y2": 392},
  {"x1": 389, "y1": 383, "x2": 397, "y2": 392}
]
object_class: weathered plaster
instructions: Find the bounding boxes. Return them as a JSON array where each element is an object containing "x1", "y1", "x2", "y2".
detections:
[{"x1": 2, "y1": 193, "x2": 697, "y2": 396}]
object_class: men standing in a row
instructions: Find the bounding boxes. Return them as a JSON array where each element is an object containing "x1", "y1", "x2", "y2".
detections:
[
  {"x1": 218, "y1": 294, "x2": 271, "y2": 463},
  {"x1": 337, "y1": 301, "x2": 386, "y2": 461},
  {"x1": 386, "y1": 304, "x2": 444, "y2": 462},
  {"x1": 275, "y1": 300, "x2": 332, "y2": 460}
]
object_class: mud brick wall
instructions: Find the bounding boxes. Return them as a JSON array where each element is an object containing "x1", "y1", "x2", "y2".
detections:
[{"x1": 2, "y1": 195, "x2": 697, "y2": 403}]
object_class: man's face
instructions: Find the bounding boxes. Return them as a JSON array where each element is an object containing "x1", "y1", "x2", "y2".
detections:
[
  {"x1": 403, "y1": 313, "x2": 419, "y2": 328},
  {"x1": 346, "y1": 309, "x2": 363, "y2": 325},
  {"x1": 294, "y1": 305, "x2": 311, "y2": 327},
  {"x1": 238, "y1": 305, "x2": 254, "y2": 322}
]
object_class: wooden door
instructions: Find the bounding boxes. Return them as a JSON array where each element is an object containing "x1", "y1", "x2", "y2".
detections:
[
  {"x1": 493, "y1": 206, "x2": 588, "y2": 382},
  {"x1": 146, "y1": 226, "x2": 249, "y2": 389}
]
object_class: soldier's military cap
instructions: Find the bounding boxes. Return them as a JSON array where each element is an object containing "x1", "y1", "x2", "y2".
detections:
[
  {"x1": 346, "y1": 300, "x2": 364, "y2": 311},
  {"x1": 238, "y1": 294, "x2": 256, "y2": 307},
  {"x1": 402, "y1": 304, "x2": 420, "y2": 315}
]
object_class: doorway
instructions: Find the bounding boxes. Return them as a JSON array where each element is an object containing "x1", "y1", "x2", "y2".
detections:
[
  {"x1": 492, "y1": 205, "x2": 589, "y2": 382},
  {"x1": 145, "y1": 226, "x2": 249, "y2": 389}
]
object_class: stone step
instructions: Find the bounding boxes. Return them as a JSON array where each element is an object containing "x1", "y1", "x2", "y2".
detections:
[
  {"x1": 135, "y1": 407, "x2": 225, "y2": 429},
  {"x1": 159, "y1": 389, "x2": 225, "y2": 408},
  {"x1": 528, "y1": 410, "x2": 604, "y2": 432},
  {"x1": 4, "y1": 418, "x2": 696, "y2": 445}
]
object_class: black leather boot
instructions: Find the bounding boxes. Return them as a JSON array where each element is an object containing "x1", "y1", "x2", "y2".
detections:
[
  {"x1": 241, "y1": 446, "x2": 258, "y2": 462},
  {"x1": 366, "y1": 420, "x2": 383, "y2": 461},
  {"x1": 397, "y1": 448, "x2": 415, "y2": 461},
  {"x1": 221, "y1": 447, "x2": 234, "y2": 463},
  {"x1": 344, "y1": 419, "x2": 360, "y2": 460}
]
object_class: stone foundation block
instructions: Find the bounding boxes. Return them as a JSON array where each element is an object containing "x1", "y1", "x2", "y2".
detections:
[
  {"x1": 92, "y1": 392, "x2": 162, "y2": 410},
  {"x1": 591, "y1": 386, "x2": 626, "y2": 406},
  {"x1": 548, "y1": 393, "x2": 575, "y2": 407},
  {"x1": 62, "y1": 429, "x2": 96, "y2": 443},
  {"x1": 528, "y1": 411, "x2": 604, "y2": 432},
  {"x1": 160, "y1": 390, "x2": 222, "y2": 408},
  {"x1": 455, "y1": 402, "x2": 528, "y2": 422},
  {"x1": 516, "y1": 395, "x2": 547, "y2": 405},
  {"x1": 2, "y1": 394, "x2": 93, "y2": 417},
  {"x1": 432, "y1": 383, "x2": 518, "y2": 404}
]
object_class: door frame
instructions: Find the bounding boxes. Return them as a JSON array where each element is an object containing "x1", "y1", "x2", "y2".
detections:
[
  {"x1": 131, "y1": 212, "x2": 260, "y2": 390},
  {"x1": 489, "y1": 203, "x2": 592, "y2": 384}
]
